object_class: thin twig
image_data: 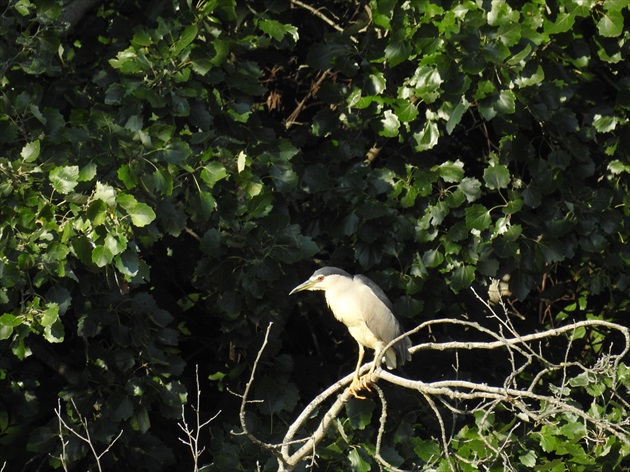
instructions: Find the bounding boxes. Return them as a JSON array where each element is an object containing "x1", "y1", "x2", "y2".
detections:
[
  {"x1": 54, "y1": 399, "x2": 123, "y2": 472},
  {"x1": 243, "y1": 296, "x2": 630, "y2": 471},
  {"x1": 288, "y1": 0, "x2": 344, "y2": 33},
  {"x1": 178, "y1": 365, "x2": 221, "y2": 472},
  {"x1": 236, "y1": 323, "x2": 282, "y2": 453}
]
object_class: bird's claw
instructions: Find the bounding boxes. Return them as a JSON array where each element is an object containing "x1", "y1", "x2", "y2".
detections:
[{"x1": 348, "y1": 375, "x2": 373, "y2": 400}]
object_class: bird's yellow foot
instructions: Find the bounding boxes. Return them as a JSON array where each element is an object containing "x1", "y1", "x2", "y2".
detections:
[{"x1": 348, "y1": 375, "x2": 373, "y2": 399}]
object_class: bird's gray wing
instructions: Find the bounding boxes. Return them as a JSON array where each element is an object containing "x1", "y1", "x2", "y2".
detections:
[
  {"x1": 354, "y1": 275, "x2": 412, "y2": 364},
  {"x1": 353, "y1": 275, "x2": 394, "y2": 312}
]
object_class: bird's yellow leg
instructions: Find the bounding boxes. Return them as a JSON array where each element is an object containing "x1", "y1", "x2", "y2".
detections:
[
  {"x1": 354, "y1": 348, "x2": 382, "y2": 394},
  {"x1": 348, "y1": 345, "x2": 370, "y2": 399}
]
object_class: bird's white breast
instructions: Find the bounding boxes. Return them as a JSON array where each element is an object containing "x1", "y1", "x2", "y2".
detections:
[{"x1": 324, "y1": 284, "x2": 385, "y2": 351}]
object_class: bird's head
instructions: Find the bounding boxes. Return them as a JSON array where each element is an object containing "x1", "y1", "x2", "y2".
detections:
[{"x1": 289, "y1": 267, "x2": 351, "y2": 295}]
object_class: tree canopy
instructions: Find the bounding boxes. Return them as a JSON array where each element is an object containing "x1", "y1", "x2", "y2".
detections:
[{"x1": 1, "y1": 0, "x2": 629, "y2": 470}]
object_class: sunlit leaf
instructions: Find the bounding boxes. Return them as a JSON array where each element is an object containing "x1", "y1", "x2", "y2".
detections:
[
  {"x1": 483, "y1": 164, "x2": 510, "y2": 189},
  {"x1": 379, "y1": 109, "x2": 400, "y2": 137},
  {"x1": 413, "y1": 120, "x2": 439, "y2": 151},
  {"x1": 49, "y1": 166, "x2": 79, "y2": 194},
  {"x1": 21, "y1": 139, "x2": 40, "y2": 162},
  {"x1": 597, "y1": 10, "x2": 623, "y2": 37}
]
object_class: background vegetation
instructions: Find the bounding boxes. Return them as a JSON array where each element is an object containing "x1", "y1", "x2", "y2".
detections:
[{"x1": 1, "y1": 0, "x2": 629, "y2": 470}]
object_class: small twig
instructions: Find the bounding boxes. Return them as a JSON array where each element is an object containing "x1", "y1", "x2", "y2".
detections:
[
  {"x1": 54, "y1": 398, "x2": 70, "y2": 472},
  {"x1": 284, "y1": 70, "x2": 331, "y2": 128},
  {"x1": 377, "y1": 372, "x2": 630, "y2": 449},
  {"x1": 288, "y1": 0, "x2": 344, "y2": 33},
  {"x1": 236, "y1": 323, "x2": 281, "y2": 452},
  {"x1": 244, "y1": 293, "x2": 630, "y2": 471},
  {"x1": 54, "y1": 399, "x2": 123, "y2": 472},
  {"x1": 373, "y1": 385, "x2": 405, "y2": 472},
  {"x1": 422, "y1": 393, "x2": 455, "y2": 472},
  {"x1": 178, "y1": 365, "x2": 221, "y2": 472}
]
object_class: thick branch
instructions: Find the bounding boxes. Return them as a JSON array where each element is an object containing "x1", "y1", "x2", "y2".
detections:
[
  {"x1": 378, "y1": 370, "x2": 630, "y2": 448},
  {"x1": 244, "y1": 312, "x2": 630, "y2": 471}
]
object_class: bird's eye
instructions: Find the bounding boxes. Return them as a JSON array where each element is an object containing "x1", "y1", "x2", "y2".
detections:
[{"x1": 317, "y1": 275, "x2": 325, "y2": 282}]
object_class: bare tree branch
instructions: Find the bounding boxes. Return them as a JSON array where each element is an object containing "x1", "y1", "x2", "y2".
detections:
[
  {"x1": 178, "y1": 365, "x2": 221, "y2": 472},
  {"x1": 54, "y1": 399, "x2": 123, "y2": 472},
  {"x1": 240, "y1": 293, "x2": 630, "y2": 471}
]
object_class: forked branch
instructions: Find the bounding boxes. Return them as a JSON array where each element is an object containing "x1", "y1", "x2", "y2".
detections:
[{"x1": 238, "y1": 294, "x2": 630, "y2": 471}]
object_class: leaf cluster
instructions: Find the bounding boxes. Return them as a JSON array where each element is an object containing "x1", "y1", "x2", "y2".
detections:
[{"x1": 0, "y1": 0, "x2": 629, "y2": 469}]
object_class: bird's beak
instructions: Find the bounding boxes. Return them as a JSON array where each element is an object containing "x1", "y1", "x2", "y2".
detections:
[{"x1": 289, "y1": 279, "x2": 316, "y2": 295}]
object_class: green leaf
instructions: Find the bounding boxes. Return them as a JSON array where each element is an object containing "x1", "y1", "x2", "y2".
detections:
[
  {"x1": 422, "y1": 248, "x2": 444, "y2": 268},
  {"x1": 537, "y1": 238, "x2": 565, "y2": 263},
  {"x1": 445, "y1": 100, "x2": 469, "y2": 135},
  {"x1": 115, "y1": 251, "x2": 140, "y2": 277},
  {"x1": 515, "y1": 64, "x2": 545, "y2": 88},
  {"x1": 247, "y1": 193, "x2": 273, "y2": 218},
  {"x1": 125, "y1": 115, "x2": 143, "y2": 132},
  {"x1": 597, "y1": 10, "x2": 624, "y2": 37},
  {"x1": 0, "y1": 324, "x2": 13, "y2": 341},
  {"x1": 384, "y1": 39, "x2": 410, "y2": 67},
  {"x1": 434, "y1": 160, "x2": 464, "y2": 183},
  {"x1": 544, "y1": 12, "x2": 575, "y2": 35},
  {"x1": 200, "y1": 162, "x2": 228, "y2": 188},
  {"x1": 0, "y1": 313, "x2": 22, "y2": 328},
  {"x1": 502, "y1": 198, "x2": 522, "y2": 215},
  {"x1": 151, "y1": 169, "x2": 174, "y2": 195},
  {"x1": 117, "y1": 194, "x2": 156, "y2": 227},
  {"x1": 131, "y1": 407, "x2": 151, "y2": 433},
  {"x1": 258, "y1": 19, "x2": 298, "y2": 42},
  {"x1": 346, "y1": 398, "x2": 375, "y2": 430},
  {"x1": 369, "y1": 72, "x2": 387, "y2": 94},
  {"x1": 306, "y1": 40, "x2": 358, "y2": 75},
  {"x1": 466, "y1": 204, "x2": 492, "y2": 231},
  {"x1": 158, "y1": 140, "x2": 192, "y2": 164},
  {"x1": 87, "y1": 199, "x2": 108, "y2": 226},
  {"x1": 117, "y1": 164, "x2": 140, "y2": 189},
  {"x1": 379, "y1": 110, "x2": 400, "y2": 137},
  {"x1": 255, "y1": 376, "x2": 299, "y2": 415},
  {"x1": 172, "y1": 24, "x2": 198, "y2": 55},
  {"x1": 104, "y1": 233, "x2": 127, "y2": 256},
  {"x1": 494, "y1": 89, "x2": 516, "y2": 114},
  {"x1": 608, "y1": 160, "x2": 630, "y2": 175},
  {"x1": 270, "y1": 162, "x2": 298, "y2": 193},
  {"x1": 483, "y1": 164, "x2": 510, "y2": 189},
  {"x1": 413, "y1": 120, "x2": 439, "y2": 151},
  {"x1": 449, "y1": 265, "x2": 475, "y2": 292},
  {"x1": 592, "y1": 114, "x2": 617, "y2": 133},
  {"x1": 519, "y1": 450, "x2": 537, "y2": 467},
  {"x1": 78, "y1": 162, "x2": 97, "y2": 181},
  {"x1": 117, "y1": 193, "x2": 138, "y2": 211},
  {"x1": 128, "y1": 202, "x2": 156, "y2": 227},
  {"x1": 348, "y1": 448, "x2": 372, "y2": 472},
  {"x1": 49, "y1": 166, "x2": 80, "y2": 194},
  {"x1": 94, "y1": 181, "x2": 117, "y2": 206},
  {"x1": 191, "y1": 58, "x2": 214, "y2": 75},
  {"x1": 198, "y1": 190, "x2": 217, "y2": 218},
  {"x1": 393, "y1": 99, "x2": 418, "y2": 122},
  {"x1": 459, "y1": 177, "x2": 482, "y2": 202},
  {"x1": 42, "y1": 306, "x2": 64, "y2": 343},
  {"x1": 411, "y1": 65, "x2": 443, "y2": 99},
  {"x1": 14, "y1": 0, "x2": 33, "y2": 15},
  {"x1": 92, "y1": 245, "x2": 114, "y2": 267},
  {"x1": 21, "y1": 139, "x2": 40, "y2": 162},
  {"x1": 200, "y1": 229, "x2": 224, "y2": 257},
  {"x1": 413, "y1": 439, "x2": 441, "y2": 462},
  {"x1": 109, "y1": 393, "x2": 134, "y2": 421}
]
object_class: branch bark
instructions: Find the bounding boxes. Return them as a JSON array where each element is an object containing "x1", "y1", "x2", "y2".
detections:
[{"x1": 239, "y1": 299, "x2": 630, "y2": 471}]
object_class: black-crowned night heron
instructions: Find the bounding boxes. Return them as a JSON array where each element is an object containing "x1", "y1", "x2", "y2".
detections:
[{"x1": 290, "y1": 267, "x2": 412, "y2": 399}]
